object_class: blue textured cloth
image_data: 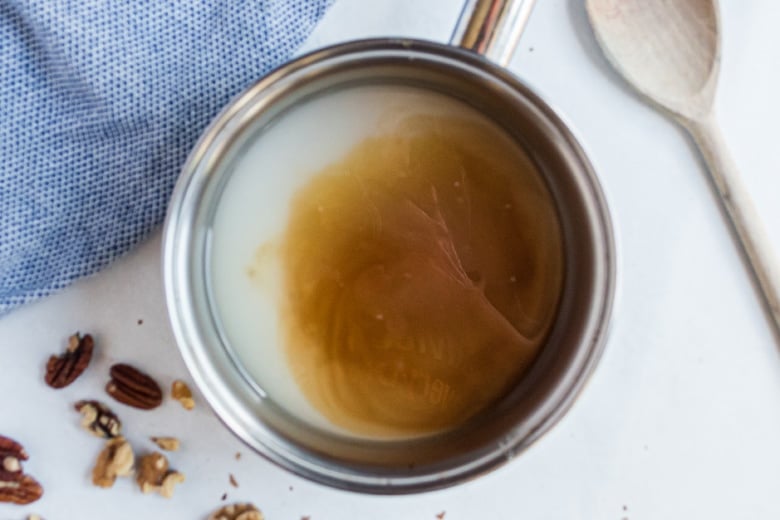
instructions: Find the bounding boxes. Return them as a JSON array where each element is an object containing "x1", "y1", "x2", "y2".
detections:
[{"x1": 0, "y1": 0, "x2": 331, "y2": 314}]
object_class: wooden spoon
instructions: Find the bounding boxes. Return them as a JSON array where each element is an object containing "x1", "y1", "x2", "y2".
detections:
[{"x1": 586, "y1": 0, "x2": 780, "y2": 338}]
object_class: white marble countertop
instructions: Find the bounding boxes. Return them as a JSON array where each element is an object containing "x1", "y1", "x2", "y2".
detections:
[{"x1": 2, "y1": 0, "x2": 780, "y2": 518}]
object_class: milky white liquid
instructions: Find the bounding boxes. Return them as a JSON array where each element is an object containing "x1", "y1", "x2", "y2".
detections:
[{"x1": 209, "y1": 86, "x2": 525, "y2": 437}]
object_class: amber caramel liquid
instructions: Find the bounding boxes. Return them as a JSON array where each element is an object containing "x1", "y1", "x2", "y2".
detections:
[{"x1": 277, "y1": 110, "x2": 564, "y2": 438}]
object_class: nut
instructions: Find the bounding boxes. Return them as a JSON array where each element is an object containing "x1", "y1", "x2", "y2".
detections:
[
  {"x1": 92, "y1": 436, "x2": 135, "y2": 488},
  {"x1": 136, "y1": 452, "x2": 184, "y2": 498},
  {"x1": 0, "y1": 435, "x2": 43, "y2": 505},
  {"x1": 0, "y1": 439, "x2": 26, "y2": 488},
  {"x1": 45, "y1": 333, "x2": 94, "y2": 388},
  {"x1": 171, "y1": 380, "x2": 195, "y2": 410},
  {"x1": 159, "y1": 471, "x2": 186, "y2": 498},
  {"x1": 75, "y1": 400, "x2": 122, "y2": 438},
  {"x1": 0, "y1": 475, "x2": 44, "y2": 505},
  {"x1": 208, "y1": 503, "x2": 265, "y2": 520},
  {"x1": 106, "y1": 363, "x2": 163, "y2": 410},
  {"x1": 150, "y1": 437, "x2": 180, "y2": 451}
]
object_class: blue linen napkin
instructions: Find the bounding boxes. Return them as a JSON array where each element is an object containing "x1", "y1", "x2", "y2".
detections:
[{"x1": 0, "y1": 0, "x2": 331, "y2": 314}]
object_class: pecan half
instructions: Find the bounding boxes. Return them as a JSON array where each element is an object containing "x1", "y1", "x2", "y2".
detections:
[
  {"x1": 92, "y1": 436, "x2": 135, "y2": 488},
  {"x1": 171, "y1": 380, "x2": 195, "y2": 410},
  {"x1": 136, "y1": 452, "x2": 185, "y2": 498},
  {"x1": 1, "y1": 442, "x2": 25, "y2": 486},
  {"x1": 208, "y1": 502, "x2": 264, "y2": 520},
  {"x1": 106, "y1": 363, "x2": 163, "y2": 410},
  {"x1": 0, "y1": 475, "x2": 44, "y2": 505},
  {"x1": 0, "y1": 435, "x2": 27, "y2": 469},
  {"x1": 45, "y1": 333, "x2": 94, "y2": 388},
  {"x1": 75, "y1": 400, "x2": 122, "y2": 438},
  {"x1": 0, "y1": 435, "x2": 43, "y2": 505}
]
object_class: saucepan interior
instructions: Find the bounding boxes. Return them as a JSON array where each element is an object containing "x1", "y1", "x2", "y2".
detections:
[{"x1": 163, "y1": 39, "x2": 615, "y2": 494}]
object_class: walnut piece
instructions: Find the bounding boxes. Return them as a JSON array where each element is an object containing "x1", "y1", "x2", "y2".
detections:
[
  {"x1": 75, "y1": 400, "x2": 121, "y2": 438},
  {"x1": 208, "y1": 502, "x2": 264, "y2": 520},
  {"x1": 150, "y1": 437, "x2": 180, "y2": 451},
  {"x1": 45, "y1": 333, "x2": 94, "y2": 389},
  {"x1": 171, "y1": 380, "x2": 195, "y2": 410},
  {"x1": 136, "y1": 452, "x2": 184, "y2": 498},
  {"x1": 159, "y1": 472, "x2": 185, "y2": 498},
  {"x1": 92, "y1": 436, "x2": 134, "y2": 488}
]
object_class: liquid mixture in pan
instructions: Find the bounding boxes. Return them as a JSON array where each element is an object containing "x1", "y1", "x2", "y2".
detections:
[{"x1": 211, "y1": 86, "x2": 563, "y2": 439}]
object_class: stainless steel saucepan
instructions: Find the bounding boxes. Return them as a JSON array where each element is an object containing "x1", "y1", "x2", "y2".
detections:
[{"x1": 163, "y1": 0, "x2": 616, "y2": 493}]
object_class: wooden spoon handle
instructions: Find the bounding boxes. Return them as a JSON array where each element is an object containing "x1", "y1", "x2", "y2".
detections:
[{"x1": 685, "y1": 114, "x2": 780, "y2": 337}]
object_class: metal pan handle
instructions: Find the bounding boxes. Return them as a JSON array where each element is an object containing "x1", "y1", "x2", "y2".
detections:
[{"x1": 450, "y1": 0, "x2": 537, "y2": 67}]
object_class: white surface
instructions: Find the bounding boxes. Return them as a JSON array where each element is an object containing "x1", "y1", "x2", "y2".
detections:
[{"x1": 2, "y1": 0, "x2": 779, "y2": 518}]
